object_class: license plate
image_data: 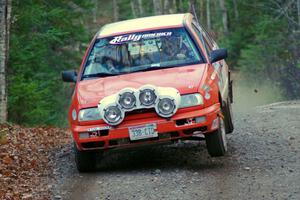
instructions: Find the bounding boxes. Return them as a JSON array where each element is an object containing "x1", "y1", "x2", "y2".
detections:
[{"x1": 129, "y1": 123, "x2": 158, "y2": 141}]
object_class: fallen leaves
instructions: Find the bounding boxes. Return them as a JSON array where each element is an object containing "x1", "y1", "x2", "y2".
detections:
[
  {"x1": 0, "y1": 128, "x2": 9, "y2": 145},
  {"x1": 2, "y1": 155, "x2": 13, "y2": 165},
  {"x1": 0, "y1": 124, "x2": 71, "y2": 200}
]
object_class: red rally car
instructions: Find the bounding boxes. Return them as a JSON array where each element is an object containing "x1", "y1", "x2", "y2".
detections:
[{"x1": 62, "y1": 13, "x2": 234, "y2": 172}]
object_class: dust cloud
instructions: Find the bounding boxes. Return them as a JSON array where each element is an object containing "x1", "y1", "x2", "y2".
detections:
[{"x1": 232, "y1": 72, "x2": 284, "y2": 113}]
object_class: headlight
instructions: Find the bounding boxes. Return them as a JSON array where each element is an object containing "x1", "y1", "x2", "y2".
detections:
[
  {"x1": 139, "y1": 88, "x2": 157, "y2": 106},
  {"x1": 78, "y1": 107, "x2": 102, "y2": 122},
  {"x1": 179, "y1": 93, "x2": 203, "y2": 108},
  {"x1": 118, "y1": 91, "x2": 136, "y2": 110},
  {"x1": 156, "y1": 98, "x2": 176, "y2": 117},
  {"x1": 103, "y1": 105, "x2": 123, "y2": 125}
]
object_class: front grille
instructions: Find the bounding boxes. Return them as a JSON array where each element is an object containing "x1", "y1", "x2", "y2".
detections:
[
  {"x1": 81, "y1": 141, "x2": 105, "y2": 149},
  {"x1": 126, "y1": 108, "x2": 156, "y2": 115}
]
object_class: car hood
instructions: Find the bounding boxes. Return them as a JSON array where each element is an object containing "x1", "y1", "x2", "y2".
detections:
[{"x1": 77, "y1": 64, "x2": 207, "y2": 106}]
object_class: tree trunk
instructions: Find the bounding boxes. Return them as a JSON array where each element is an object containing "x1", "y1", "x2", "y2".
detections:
[
  {"x1": 298, "y1": 0, "x2": 300, "y2": 27},
  {"x1": 137, "y1": 0, "x2": 144, "y2": 17},
  {"x1": 219, "y1": 0, "x2": 229, "y2": 34},
  {"x1": 0, "y1": 0, "x2": 11, "y2": 123},
  {"x1": 199, "y1": 0, "x2": 205, "y2": 23},
  {"x1": 92, "y1": 0, "x2": 98, "y2": 23},
  {"x1": 113, "y1": 0, "x2": 119, "y2": 21},
  {"x1": 131, "y1": 0, "x2": 137, "y2": 18},
  {"x1": 172, "y1": 0, "x2": 177, "y2": 13},
  {"x1": 232, "y1": 0, "x2": 239, "y2": 20},
  {"x1": 188, "y1": 0, "x2": 195, "y2": 13},
  {"x1": 164, "y1": 0, "x2": 171, "y2": 14},
  {"x1": 153, "y1": 0, "x2": 162, "y2": 15},
  {"x1": 178, "y1": 0, "x2": 183, "y2": 12},
  {"x1": 206, "y1": 0, "x2": 211, "y2": 30}
]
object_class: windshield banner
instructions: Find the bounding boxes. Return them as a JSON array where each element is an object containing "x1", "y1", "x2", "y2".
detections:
[{"x1": 109, "y1": 32, "x2": 172, "y2": 45}]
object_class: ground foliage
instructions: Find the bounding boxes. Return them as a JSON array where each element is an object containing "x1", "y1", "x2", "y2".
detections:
[
  {"x1": 8, "y1": 0, "x2": 92, "y2": 126},
  {"x1": 0, "y1": 124, "x2": 71, "y2": 199}
]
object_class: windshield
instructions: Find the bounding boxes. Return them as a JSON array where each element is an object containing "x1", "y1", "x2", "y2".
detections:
[{"x1": 82, "y1": 28, "x2": 203, "y2": 79}]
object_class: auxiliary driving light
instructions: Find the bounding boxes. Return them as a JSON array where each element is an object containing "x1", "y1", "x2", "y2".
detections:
[
  {"x1": 99, "y1": 85, "x2": 182, "y2": 125},
  {"x1": 155, "y1": 87, "x2": 181, "y2": 118},
  {"x1": 118, "y1": 91, "x2": 136, "y2": 110},
  {"x1": 103, "y1": 105, "x2": 124, "y2": 126},
  {"x1": 139, "y1": 88, "x2": 157, "y2": 106},
  {"x1": 99, "y1": 94, "x2": 125, "y2": 126},
  {"x1": 156, "y1": 98, "x2": 176, "y2": 117}
]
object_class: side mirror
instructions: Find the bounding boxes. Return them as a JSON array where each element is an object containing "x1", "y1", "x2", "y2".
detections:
[
  {"x1": 62, "y1": 70, "x2": 77, "y2": 83},
  {"x1": 209, "y1": 48, "x2": 228, "y2": 63}
]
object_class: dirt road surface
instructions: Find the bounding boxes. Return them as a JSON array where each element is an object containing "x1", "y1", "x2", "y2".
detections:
[{"x1": 51, "y1": 92, "x2": 300, "y2": 199}]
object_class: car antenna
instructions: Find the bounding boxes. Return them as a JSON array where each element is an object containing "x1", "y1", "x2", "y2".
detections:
[{"x1": 189, "y1": 2, "x2": 209, "y2": 58}]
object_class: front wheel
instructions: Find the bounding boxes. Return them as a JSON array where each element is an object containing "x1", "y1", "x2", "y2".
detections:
[
  {"x1": 74, "y1": 143, "x2": 102, "y2": 172},
  {"x1": 205, "y1": 117, "x2": 227, "y2": 157}
]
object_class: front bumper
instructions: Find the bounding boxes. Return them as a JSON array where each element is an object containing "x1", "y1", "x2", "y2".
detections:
[{"x1": 72, "y1": 103, "x2": 221, "y2": 151}]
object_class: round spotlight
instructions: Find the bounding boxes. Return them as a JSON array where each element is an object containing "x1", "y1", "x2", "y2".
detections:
[
  {"x1": 139, "y1": 89, "x2": 157, "y2": 106},
  {"x1": 156, "y1": 98, "x2": 176, "y2": 118},
  {"x1": 103, "y1": 105, "x2": 123, "y2": 125},
  {"x1": 119, "y1": 92, "x2": 136, "y2": 110}
]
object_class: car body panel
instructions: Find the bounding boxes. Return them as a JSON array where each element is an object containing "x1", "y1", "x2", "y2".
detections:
[{"x1": 77, "y1": 64, "x2": 207, "y2": 106}]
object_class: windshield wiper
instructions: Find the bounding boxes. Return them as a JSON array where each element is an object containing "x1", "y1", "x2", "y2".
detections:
[
  {"x1": 82, "y1": 72, "x2": 120, "y2": 79},
  {"x1": 133, "y1": 65, "x2": 177, "y2": 73}
]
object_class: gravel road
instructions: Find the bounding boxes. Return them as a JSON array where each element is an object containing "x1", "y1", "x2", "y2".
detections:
[{"x1": 51, "y1": 99, "x2": 300, "y2": 200}]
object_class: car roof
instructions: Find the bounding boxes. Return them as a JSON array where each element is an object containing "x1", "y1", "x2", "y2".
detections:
[{"x1": 98, "y1": 13, "x2": 191, "y2": 37}]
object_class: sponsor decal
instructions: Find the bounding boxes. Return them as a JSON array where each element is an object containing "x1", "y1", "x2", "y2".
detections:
[
  {"x1": 87, "y1": 126, "x2": 111, "y2": 132},
  {"x1": 109, "y1": 32, "x2": 172, "y2": 45}
]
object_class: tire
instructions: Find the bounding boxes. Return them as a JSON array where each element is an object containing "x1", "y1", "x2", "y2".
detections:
[
  {"x1": 74, "y1": 143, "x2": 101, "y2": 172},
  {"x1": 223, "y1": 98, "x2": 234, "y2": 134},
  {"x1": 205, "y1": 117, "x2": 227, "y2": 157}
]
